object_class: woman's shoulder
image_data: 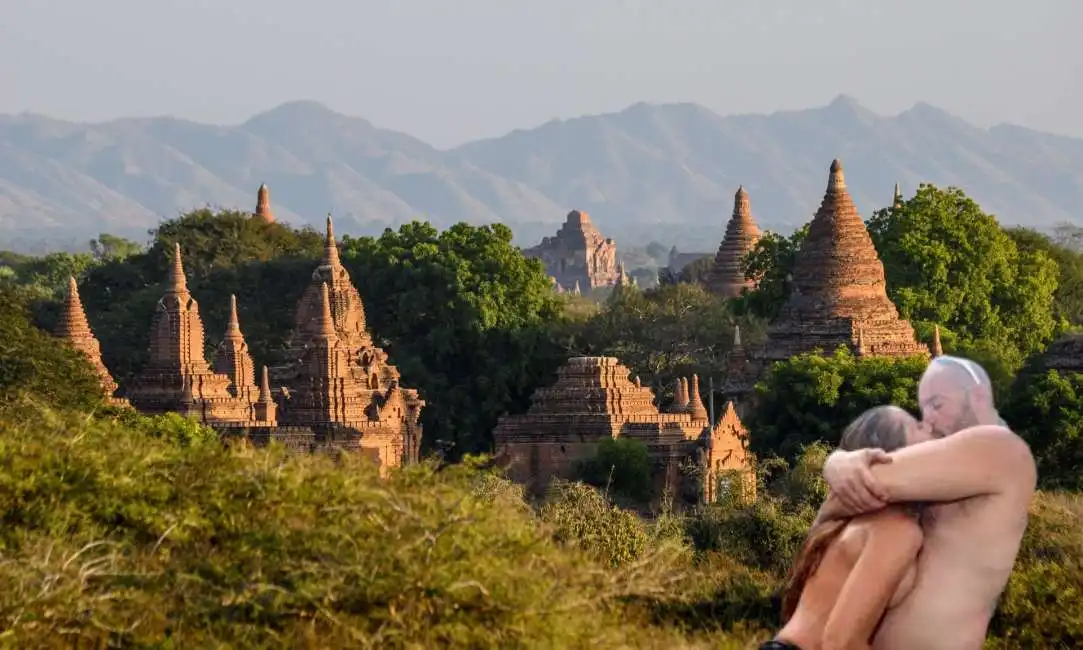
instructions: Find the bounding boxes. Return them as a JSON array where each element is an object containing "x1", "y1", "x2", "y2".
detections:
[{"x1": 855, "y1": 505, "x2": 924, "y2": 545}]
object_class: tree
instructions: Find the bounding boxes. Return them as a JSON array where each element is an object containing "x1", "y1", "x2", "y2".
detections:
[
  {"x1": 0, "y1": 285, "x2": 106, "y2": 414},
  {"x1": 867, "y1": 184, "x2": 1059, "y2": 360},
  {"x1": 574, "y1": 282, "x2": 759, "y2": 404},
  {"x1": 1002, "y1": 370, "x2": 1083, "y2": 491},
  {"x1": 147, "y1": 208, "x2": 324, "y2": 282},
  {"x1": 51, "y1": 210, "x2": 326, "y2": 385},
  {"x1": 732, "y1": 225, "x2": 808, "y2": 320},
  {"x1": 751, "y1": 349, "x2": 927, "y2": 462},
  {"x1": 89, "y1": 233, "x2": 144, "y2": 262},
  {"x1": 340, "y1": 221, "x2": 567, "y2": 455},
  {"x1": 1007, "y1": 226, "x2": 1083, "y2": 326}
]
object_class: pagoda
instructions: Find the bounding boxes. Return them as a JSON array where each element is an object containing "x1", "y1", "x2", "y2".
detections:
[
  {"x1": 253, "y1": 183, "x2": 275, "y2": 222},
  {"x1": 707, "y1": 185, "x2": 762, "y2": 298},
  {"x1": 493, "y1": 356, "x2": 750, "y2": 503},
  {"x1": 54, "y1": 276, "x2": 125, "y2": 406},
  {"x1": 126, "y1": 244, "x2": 265, "y2": 424},
  {"x1": 274, "y1": 216, "x2": 425, "y2": 467},
  {"x1": 762, "y1": 159, "x2": 929, "y2": 361}
]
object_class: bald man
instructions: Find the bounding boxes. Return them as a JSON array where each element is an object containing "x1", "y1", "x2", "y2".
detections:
[{"x1": 818, "y1": 356, "x2": 1036, "y2": 649}]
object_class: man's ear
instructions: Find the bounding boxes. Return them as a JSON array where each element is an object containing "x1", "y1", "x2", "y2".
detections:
[{"x1": 971, "y1": 384, "x2": 994, "y2": 411}]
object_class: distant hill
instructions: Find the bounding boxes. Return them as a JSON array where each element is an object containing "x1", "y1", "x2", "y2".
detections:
[{"x1": 2, "y1": 95, "x2": 1082, "y2": 253}]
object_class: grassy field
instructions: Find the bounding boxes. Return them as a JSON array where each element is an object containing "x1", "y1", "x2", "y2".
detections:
[{"x1": 0, "y1": 401, "x2": 1079, "y2": 648}]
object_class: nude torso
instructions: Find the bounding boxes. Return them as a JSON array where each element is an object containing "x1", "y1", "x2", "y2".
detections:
[
  {"x1": 873, "y1": 493, "x2": 1031, "y2": 650},
  {"x1": 779, "y1": 508, "x2": 919, "y2": 650}
]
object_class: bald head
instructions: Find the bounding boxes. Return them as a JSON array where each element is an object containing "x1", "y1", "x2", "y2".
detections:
[{"x1": 918, "y1": 356, "x2": 998, "y2": 438}]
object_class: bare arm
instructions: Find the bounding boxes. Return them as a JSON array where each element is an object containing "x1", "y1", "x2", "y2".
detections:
[
  {"x1": 812, "y1": 492, "x2": 852, "y2": 527},
  {"x1": 822, "y1": 513, "x2": 923, "y2": 650},
  {"x1": 870, "y1": 425, "x2": 1036, "y2": 504}
]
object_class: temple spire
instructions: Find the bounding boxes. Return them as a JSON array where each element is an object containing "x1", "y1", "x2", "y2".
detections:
[
  {"x1": 55, "y1": 276, "x2": 120, "y2": 398},
  {"x1": 893, "y1": 182, "x2": 903, "y2": 208},
  {"x1": 59, "y1": 276, "x2": 92, "y2": 337},
  {"x1": 317, "y1": 282, "x2": 337, "y2": 338},
  {"x1": 828, "y1": 158, "x2": 846, "y2": 191},
  {"x1": 324, "y1": 215, "x2": 340, "y2": 266},
  {"x1": 224, "y1": 294, "x2": 243, "y2": 341},
  {"x1": 168, "y1": 243, "x2": 188, "y2": 294},
  {"x1": 931, "y1": 325, "x2": 943, "y2": 357},
  {"x1": 254, "y1": 183, "x2": 275, "y2": 222},
  {"x1": 688, "y1": 374, "x2": 709, "y2": 421},
  {"x1": 259, "y1": 365, "x2": 272, "y2": 402}
]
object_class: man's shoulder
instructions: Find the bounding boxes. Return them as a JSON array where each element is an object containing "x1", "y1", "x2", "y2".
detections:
[{"x1": 953, "y1": 424, "x2": 1037, "y2": 493}]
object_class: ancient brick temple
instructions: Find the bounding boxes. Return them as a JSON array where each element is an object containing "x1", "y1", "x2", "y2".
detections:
[
  {"x1": 492, "y1": 356, "x2": 754, "y2": 505},
  {"x1": 702, "y1": 401, "x2": 757, "y2": 504},
  {"x1": 707, "y1": 186, "x2": 763, "y2": 298},
  {"x1": 61, "y1": 218, "x2": 424, "y2": 470},
  {"x1": 271, "y1": 216, "x2": 425, "y2": 466},
  {"x1": 525, "y1": 210, "x2": 620, "y2": 292},
  {"x1": 126, "y1": 243, "x2": 277, "y2": 426},
  {"x1": 55, "y1": 276, "x2": 127, "y2": 407},
  {"x1": 761, "y1": 159, "x2": 929, "y2": 362}
]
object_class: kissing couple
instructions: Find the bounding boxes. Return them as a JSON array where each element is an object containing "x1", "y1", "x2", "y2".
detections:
[{"x1": 761, "y1": 355, "x2": 1036, "y2": 650}]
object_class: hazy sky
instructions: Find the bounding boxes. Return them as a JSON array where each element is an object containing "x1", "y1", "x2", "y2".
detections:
[{"x1": 1, "y1": 0, "x2": 1080, "y2": 148}]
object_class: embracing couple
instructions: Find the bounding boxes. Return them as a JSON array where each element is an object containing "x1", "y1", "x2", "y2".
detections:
[{"x1": 762, "y1": 355, "x2": 1037, "y2": 650}]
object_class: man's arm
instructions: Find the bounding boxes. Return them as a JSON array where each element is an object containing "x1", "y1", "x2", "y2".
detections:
[{"x1": 870, "y1": 425, "x2": 1036, "y2": 503}]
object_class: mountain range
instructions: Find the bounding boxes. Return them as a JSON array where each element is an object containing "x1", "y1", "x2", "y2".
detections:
[{"x1": 2, "y1": 94, "x2": 1082, "y2": 254}]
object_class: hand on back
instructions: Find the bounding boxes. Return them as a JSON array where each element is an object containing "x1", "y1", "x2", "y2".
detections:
[{"x1": 823, "y1": 448, "x2": 893, "y2": 513}]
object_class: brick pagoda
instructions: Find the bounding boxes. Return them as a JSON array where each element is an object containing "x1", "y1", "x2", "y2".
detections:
[
  {"x1": 54, "y1": 276, "x2": 126, "y2": 406},
  {"x1": 253, "y1": 183, "x2": 274, "y2": 222},
  {"x1": 273, "y1": 216, "x2": 425, "y2": 467},
  {"x1": 126, "y1": 244, "x2": 272, "y2": 426},
  {"x1": 762, "y1": 159, "x2": 929, "y2": 361},
  {"x1": 707, "y1": 185, "x2": 762, "y2": 298}
]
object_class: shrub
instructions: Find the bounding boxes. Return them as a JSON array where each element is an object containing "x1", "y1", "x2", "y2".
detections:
[
  {"x1": 575, "y1": 437, "x2": 655, "y2": 503},
  {"x1": 0, "y1": 405, "x2": 758, "y2": 649}
]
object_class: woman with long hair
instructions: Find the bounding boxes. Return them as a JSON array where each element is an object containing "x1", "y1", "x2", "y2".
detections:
[{"x1": 760, "y1": 405, "x2": 930, "y2": 650}]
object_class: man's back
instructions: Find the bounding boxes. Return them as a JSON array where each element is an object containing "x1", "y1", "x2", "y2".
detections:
[{"x1": 872, "y1": 437, "x2": 1034, "y2": 649}]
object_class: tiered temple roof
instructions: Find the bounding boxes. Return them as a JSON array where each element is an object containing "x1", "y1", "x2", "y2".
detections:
[
  {"x1": 707, "y1": 186, "x2": 763, "y2": 298},
  {"x1": 703, "y1": 401, "x2": 757, "y2": 504},
  {"x1": 274, "y1": 216, "x2": 424, "y2": 467},
  {"x1": 128, "y1": 246, "x2": 259, "y2": 422},
  {"x1": 126, "y1": 244, "x2": 266, "y2": 425},
  {"x1": 54, "y1": 276, "x2": 124, "y2": 405},
  {"x1": 493, "y1": 356, "x2": 752, "y2": 502},
  {"x1": 762, "y1": 159, "x2": 929, "y2": 361},
  {"x1": 525, "y1": 210, "x2": 620, "y2": 291},
  {"x1": 109, "y1": 219, "x2": 422, "y2": 468}
]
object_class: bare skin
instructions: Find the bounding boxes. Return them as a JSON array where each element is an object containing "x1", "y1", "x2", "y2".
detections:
[
  {"x1": 778, "y1": 408, "x2": 930, "y2": 650},
  {"x1": 778, "y1": 507, "x2": 922, "y2": 650},
  {"x1": 820, "y1": 359, "x2": 1037, "y2": 650}
]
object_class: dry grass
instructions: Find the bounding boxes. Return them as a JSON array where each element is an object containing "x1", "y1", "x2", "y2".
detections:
[{"x1": 0, "y1": 405, "x2": 766, "y2": 649}]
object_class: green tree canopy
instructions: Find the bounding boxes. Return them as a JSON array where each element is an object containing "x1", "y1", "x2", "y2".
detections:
[
  {"x1": 0, "y1": 285, "x2": 106, "y2": 415},
  {"x1": 732, "y1": 225, "x2": 808, "y2": 320},
  {"x1": 147, "y1": 208, "x2": 324, "y2": 282},
  {"x1": 1006, "y1": 226, "x2": 1083, "y2": 326},
  {"x1": 751, "y1": 349, "x2": 927, "y2": 461},
  {"x1": 574, "y1": 282, "x2": 759, "y2": 403},
  {"x1": 866, "y1": 184, "x2": 1059, "y2": 359},
  {"x1": 1002, "y1": 369, "x2": 1083, "y2": 491},
  {"x1": 340, "y1": 221, "x2": 568, "y2": 455}
]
